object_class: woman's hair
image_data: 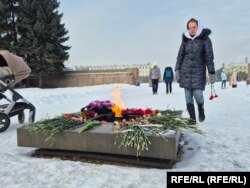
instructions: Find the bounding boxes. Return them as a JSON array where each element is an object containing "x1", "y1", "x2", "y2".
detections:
[{"x1": 186, "y1": 18, "x2": 198, "y2": 29}]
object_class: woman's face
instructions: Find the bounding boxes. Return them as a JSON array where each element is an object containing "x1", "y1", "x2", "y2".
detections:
[{"x1": 188, "y1": 22, "x2": 198, "y2": 36}]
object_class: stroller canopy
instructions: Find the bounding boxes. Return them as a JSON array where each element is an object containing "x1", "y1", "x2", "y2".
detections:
[{"x1": 0, "y1": 50, "x2": 31, "y2": 86}]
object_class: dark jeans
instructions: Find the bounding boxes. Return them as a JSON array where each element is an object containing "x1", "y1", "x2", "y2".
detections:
[
  {"x1": 221, "y1": 80, "x2": 226, "y2": 88},
  {"x1": 151, "y1": 79, "x2": 159, "y2": 94},
  {"x1": 165, "y1": 81, "x2": 172, "y2": 93},
  {"x1": 184, "y1": 88, "x2": 204, "y2": 104}
]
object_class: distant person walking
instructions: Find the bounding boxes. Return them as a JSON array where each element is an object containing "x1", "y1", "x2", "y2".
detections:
[
  {"x1": 230, "y1": 69, "x2": 238, "y2": 88},
  {"x1": 163, "y1": 66, "x2": 174, "y2": 94},
  {"x1": 175, "y1": 18, "x2": 216, "y2": 123},
  {"x1": 221, "y1": 69, "x2": 227, "y2": 89},
  {"x1": 149, "y1": 64, "x2": 161, "y2": 94}
]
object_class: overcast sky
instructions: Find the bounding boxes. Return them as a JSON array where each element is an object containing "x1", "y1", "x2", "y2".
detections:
[{"x1": 59, "y1": 0, "x2": 250, "y2": 70}]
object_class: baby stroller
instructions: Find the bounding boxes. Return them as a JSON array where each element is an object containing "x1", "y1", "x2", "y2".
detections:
[{"x1": 0, "y1": 50, "x2": 35, "y2": 132}]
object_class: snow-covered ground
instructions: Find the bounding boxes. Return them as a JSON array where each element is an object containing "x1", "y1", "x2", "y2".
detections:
[{"x1": 1, "y1": 81, "x2": 249, "y2": 188}]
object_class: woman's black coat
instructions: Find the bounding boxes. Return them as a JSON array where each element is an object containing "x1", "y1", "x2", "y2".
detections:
[{"x1": 175, "y1": 28, "x2": 215, "y2": 90}]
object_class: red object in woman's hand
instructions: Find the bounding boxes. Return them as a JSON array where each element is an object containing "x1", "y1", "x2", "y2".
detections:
[{"x1": 209, "y1": 95, "x2": 214, "y2": 100}]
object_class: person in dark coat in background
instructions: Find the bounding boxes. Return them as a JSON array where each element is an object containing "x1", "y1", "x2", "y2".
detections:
[
  {"x1": 163, "y1": 67, "x2": 174, "y2": 94},
  {"x1": 175, "y1": 18, "x2": 217, "y2": 123}
]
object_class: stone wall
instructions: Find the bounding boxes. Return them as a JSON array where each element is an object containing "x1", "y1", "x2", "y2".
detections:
[
  {"x1": 27, "y1": 68, "x2": 139, "y2": 88},
  {"x1": 247, "y1": 64, "x2": 250, "y2": 85}
]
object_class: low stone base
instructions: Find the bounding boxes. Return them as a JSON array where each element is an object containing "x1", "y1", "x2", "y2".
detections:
[
  {"x1": 33, "y1": 148, "x2": 178, "y2": 169},
  {"x1": 17, "y1": 123, "x2": 181, "y2": 163}
]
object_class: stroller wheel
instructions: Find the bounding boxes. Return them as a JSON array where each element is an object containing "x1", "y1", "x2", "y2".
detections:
[
  {"x1": 0, "y1": 113, "x2": 11, "y2": 133},
  {"x1": 18, "y1": 112, "x2": 25, "y2": 124}
]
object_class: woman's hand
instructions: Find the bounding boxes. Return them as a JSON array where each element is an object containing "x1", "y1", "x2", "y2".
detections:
[
  {"x1": 209, "y1": 74, "x2": 217, "y2": 83},
  {"x1": 175, "y1": 70, "x2": 180, "y2": 83}
]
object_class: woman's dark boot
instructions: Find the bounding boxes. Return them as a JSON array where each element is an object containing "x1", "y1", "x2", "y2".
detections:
[
  {"x1": 198, "y1": 103, "x2": 205, "y2": 122},
  {"x1": 187, "y1": 103, "x2": 196, "y2": 123}
]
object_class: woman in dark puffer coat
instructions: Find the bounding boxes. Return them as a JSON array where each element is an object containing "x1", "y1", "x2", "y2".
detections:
[{"x1": 175, "y1": 18, "x2": 217, "y2": 123}]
